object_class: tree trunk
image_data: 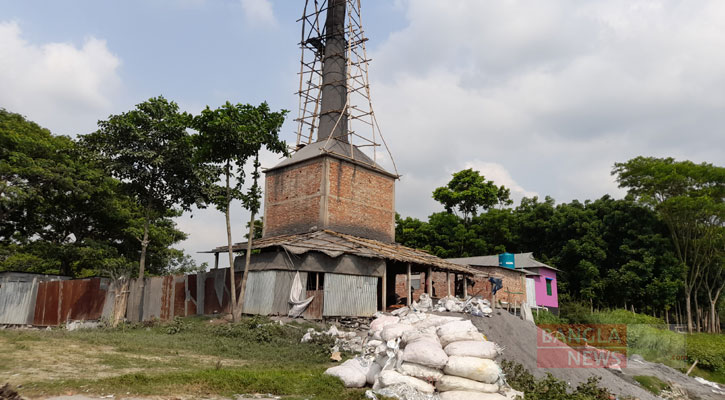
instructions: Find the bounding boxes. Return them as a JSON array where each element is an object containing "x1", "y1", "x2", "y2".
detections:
[
  {"x1": 138, "y1": 207, "x2": 151, "y2": 279},
  {"x1": 695, "y1": 295, "x2": 701, "y2": 332},
  {"x1": 685, "y1": 293, "x2": 693, "y2": 333},
  {"x1": 235, "y1": 210, "x2": 256, "y2": 320},
  {"x1": 224, "y1": 164, "x2": 237, "y2": 322},
  {"x1": 137, "y1": 206, "x2": 151, "y2": 321}
]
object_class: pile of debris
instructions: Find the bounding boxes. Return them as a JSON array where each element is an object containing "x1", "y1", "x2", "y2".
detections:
[
  {"x1": 301, "y1": 325, "x2": 364, "y2": 355},
  {"x1": 409, "y1": 294, "x2": 493, "y2": 317},
  {"x1": 324, "y1": 309, "x2": 521, "y2": 400}
]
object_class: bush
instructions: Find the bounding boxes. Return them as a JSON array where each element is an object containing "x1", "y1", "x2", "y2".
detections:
[
  {"x1": 534, "y1": 309, "x2": 567, "y2": 325},
  {"x1": 212, "y1": 316, "x2": 295, "y2": 344},
  {"x1": 687, "y1": 334, "x2": 725, "y2": 372},
  {"x1": 501, "y1": 360, "x2": 613, "y2": 400}
]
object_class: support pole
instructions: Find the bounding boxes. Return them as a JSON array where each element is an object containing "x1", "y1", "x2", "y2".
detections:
[
  {"x1": 463, "y1": 275, "x2": 468, "y2": 299},
  {"x1": 214, "y1": 253, "x2": 219, "y2": 269},
  {"x1": 407, "y1": 263, "x2": 412, "y2": 306},
  {"x1": 382, "y1": 267, "x2": 387, "y2": 311},
  {"x1": 427, "y1": 267, "x2": 433, "y2": 296},
  {"x1": 446, "y1": 272, "x2": 451, "y2": 297}
]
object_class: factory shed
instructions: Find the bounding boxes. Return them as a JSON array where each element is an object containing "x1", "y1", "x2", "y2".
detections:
[{"x1": 205, "y1": 230, "x2": 478, "y2": 318}]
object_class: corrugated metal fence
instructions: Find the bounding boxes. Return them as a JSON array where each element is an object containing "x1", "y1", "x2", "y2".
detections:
[{"x1": 0, "y1": 268, "x2": 379, "y2": 325}]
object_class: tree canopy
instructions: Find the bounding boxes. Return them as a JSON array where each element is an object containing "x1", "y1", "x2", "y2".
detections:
[{"x1": 433, "y1": 168, "x2": 512, "y2": 221}]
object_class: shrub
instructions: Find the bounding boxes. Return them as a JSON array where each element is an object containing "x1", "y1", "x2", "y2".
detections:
[
  {"x1": 501, "y1": 360, "x2": 613, "y2": 400},
  {"x1": 687, "y1": 334, "x2": 725, "y2": 372}
]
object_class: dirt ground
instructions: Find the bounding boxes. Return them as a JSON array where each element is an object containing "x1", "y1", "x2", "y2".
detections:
[{"x1": 469, "y1": 310, "x2": 723, "y2": 400}]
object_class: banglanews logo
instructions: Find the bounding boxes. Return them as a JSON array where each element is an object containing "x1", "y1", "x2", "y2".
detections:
[{"x1": 537, "y1": 324, "x2": 627, "y2": 368}]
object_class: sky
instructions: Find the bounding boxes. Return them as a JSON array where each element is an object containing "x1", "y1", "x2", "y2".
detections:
[{"x1": 2, "y1": 0, "x2": 724, "y2": 268}]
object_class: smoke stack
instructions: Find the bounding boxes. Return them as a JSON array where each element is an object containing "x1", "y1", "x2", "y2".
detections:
[{"x1": 318, "y1": 0, "x2": 348, "y2": 143}]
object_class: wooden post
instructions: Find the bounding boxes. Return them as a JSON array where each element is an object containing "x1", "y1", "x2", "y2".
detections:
[
  {"x1": 462, "y1": 275, "x2": 468, "y2": 299},
  {"x1": 427, "y1": 267, "x2": 433, "y2": 296},
  {"x1": 446, "y1": 272, "x2": 451, "y2": 297},
  {"x1": 214, "y1": 252, "x2": 219, "y2": 269},
  {"x1": 407, "y1": 263, "x2": 412, "y2": 306},
  {"x1": 382, "y1": 267, "x2": 387, "y2": 311}
]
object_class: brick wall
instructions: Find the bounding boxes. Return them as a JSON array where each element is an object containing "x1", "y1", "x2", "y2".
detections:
[
  {"x1": 263, "y1": 158, "x2": 324, "y2": 238},
  {"x1": 392, "y1": 267, "x2": 528, "y2": 306},
  {"x1": 326, "y1": 159, "x2": 395, "y2": 242},
  {"x1": 263, "y1": 156, "x2": 395, "y2": 242}
]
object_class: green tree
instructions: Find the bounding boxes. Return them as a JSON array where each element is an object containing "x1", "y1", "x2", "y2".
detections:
[
  {"x1": 193, "y1": 102, "x2": 287, "y2": 320},
  {"x1": 613, "y1": 156, "x2": 725, "y2": 332},
  {"x1": 83, "y1": 96, "x2": 206, "y2": 280},
  {"x1": 433, "y1": 168, "x2": 512, "y2": 222}
]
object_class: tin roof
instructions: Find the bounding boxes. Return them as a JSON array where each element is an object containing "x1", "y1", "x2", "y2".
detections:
[
  {"x1": 447, "y1": 252, "x2": 560, "y2": 272},
  {"x1": 206, "y1": 230, "x2": 479, "y2": 275}
]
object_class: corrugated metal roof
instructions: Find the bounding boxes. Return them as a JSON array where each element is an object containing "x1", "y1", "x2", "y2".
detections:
[
  {"x1": 207, "y1": 230, "x2": 479, "y2": 275},
  {"x1": 447, "y1": 252, "x2": 560, "y2": 272}
]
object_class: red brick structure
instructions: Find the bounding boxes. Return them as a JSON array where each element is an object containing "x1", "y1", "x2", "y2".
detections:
[
  {"x1": 263, "y1": 143, "x2": 397, "y2": 243},
  {"x1": 392, "y1": 268, "x2": 527, "y2": 306}
]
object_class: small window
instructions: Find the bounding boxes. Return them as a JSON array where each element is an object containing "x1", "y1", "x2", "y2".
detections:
[
  {"x1": 546, "y1": 278, "x2": 553, "y2": 296},
  {"x1": 411, "y1": 273, "x2": 421, "y2": 290},
  {"x1": 306, "y1": 272, "x2": 324, "y2": 290}
]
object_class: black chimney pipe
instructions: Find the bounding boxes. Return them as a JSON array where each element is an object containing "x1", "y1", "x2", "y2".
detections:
[{"x1": 318, "y1": 0, "x2": 348, "y2": 143}]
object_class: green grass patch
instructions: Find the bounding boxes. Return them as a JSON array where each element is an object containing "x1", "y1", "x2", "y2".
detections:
[
  {"x1": 633, "y1": 375, "x2": 669, "y2": 395},
  {"x1": 21, "y1": 367, "x2": 368, "y2": 400}
]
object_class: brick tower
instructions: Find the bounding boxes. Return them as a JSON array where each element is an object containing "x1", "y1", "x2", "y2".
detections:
[{"x1": 262, "y1": 0, "x2": 397, "y2": 243}]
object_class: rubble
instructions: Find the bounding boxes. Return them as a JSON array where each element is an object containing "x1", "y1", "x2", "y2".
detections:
[
  {"x1": 406, "y1": 294, "x2": 493, "y2": 317},
  {"x1": 324, "y1": 309, "x2": 520, "y2": 399},
  {"x1": 300, "y1": 324, "x2": 364, "y2": 354}
]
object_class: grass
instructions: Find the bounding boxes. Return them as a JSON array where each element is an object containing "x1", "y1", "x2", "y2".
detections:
[
  {"x1": 0, "y1": 315, "x2": 370, "y2": 399},
  {"x1": 633, "y1": 375, "x2": 669, "y2": 395}
]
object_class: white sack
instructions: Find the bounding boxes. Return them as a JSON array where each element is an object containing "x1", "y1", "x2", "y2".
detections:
[
  {"x1": 366, "y1": 361, "x2": 382, "y2": 386},
  {"x1": 436, "y1": 320, "x2": 477, "y2": 338},
  {"x1": 440, "y1": 391, "x2": 508, "y2": 400},
  {"x1": 413, "y1": 315, "x2": 463, "y2": 330},
  {"x1": 324, "y1": 359, "x2": 367, "y2": 388},
  {"x1": 397, "y1": 362, "x2": 444, "y2": 381},
  {"x1": 437, "y1": 375, "x2": 499, "y2": 393},
  {"x1": 439, "y1": 331, "x2": 486, "y2": 348},
  {"x1": 402, "y1": 339, "x2": 448, "y2": 369},
  {"x1": 377, "y1": 370, "x2": 435, "y2": 393},
  {"x1": 443, "y1": 356, "x2": 500, "y2": 384},
  {"x1": 401, "y1": 328, "x2": 439, "y2": 346},
  {"x1": 381, "y1": 323, "x2": 415, "y2": 342},
  {"x1": 370, "y1": 315, "x2": 400, "y2": 332},
  {"x1": 287, "y1": 271, "x2": 315, "y2": 317},
  {"x1": 444, "y1": 341, "x2": 498, "y2": 359}
]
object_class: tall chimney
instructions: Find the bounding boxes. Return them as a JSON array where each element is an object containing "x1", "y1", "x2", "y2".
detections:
[{"x1": 317, "y1": 0, "x2": 348, "y2": 143}]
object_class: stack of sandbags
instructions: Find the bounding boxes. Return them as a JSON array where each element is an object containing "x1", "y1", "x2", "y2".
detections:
[{"x1": 327, "y1": 311, "x2": 518, "y2": 399}]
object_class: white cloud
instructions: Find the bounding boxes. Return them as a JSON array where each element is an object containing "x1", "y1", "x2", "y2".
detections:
[
  {"x1": 463, "y1": 160, "x2": 538, "y2": 204},
  {"x1": 0, "y1": 21, "x2": 121, "y2": 135},
  {"x1": 240, "y1": 0, "x2": 278, "y2": 28},
  {"x1": 367, "y1": 0, "x2": 725, "y2": 219}
]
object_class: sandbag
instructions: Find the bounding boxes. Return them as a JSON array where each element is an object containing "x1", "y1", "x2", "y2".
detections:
[
  {"x1": 324, "y1": 359, "x2": 367, "y2": 388},
  {"x1": 381, "y1": 323, "x2": 415, "y2": 342},
  {"x1": 377, "y1": 370, "x2": 435, "y2": 393},
  {"x1": 444, "y1": 356, "x2": 500, "y2": 383},
  {"x1": 413, "y1": 315, "x2": 463, "y2": 330},
  {"x1": 402, "y1": 339, "x2": 449, "y2": 369},
  {"x1": 397, "y1": 362, "x2": 444, "y2": 381},
  {"x1": 440, "y1": 331, "x2": 486, "y2": 347},
  {"x1": 401, "y1": 328, "x2": 439, "y2": 346},
  {"x1": 370, "y1": 315, "x2": 400, "y2": 332},
  {"x1": 437, "y1": 375, "x2": 499, "y2": 393},
  {"x1": 444, "y1": 340, "x2": 498, "y2": 359},
  {"x1": 366, "y1": 362, "x2": 382, "y2": 385},
  {"x1": 439, "y1": 391, "x2": 508, "y2": 400},
  {"x1": 436, "y1": 320, "x2": 477, "y2": 338}
]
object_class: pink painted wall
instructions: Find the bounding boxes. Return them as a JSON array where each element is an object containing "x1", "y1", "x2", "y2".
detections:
[{"x1": 534, "y1": 267, "x2": 558, "y2": 308}]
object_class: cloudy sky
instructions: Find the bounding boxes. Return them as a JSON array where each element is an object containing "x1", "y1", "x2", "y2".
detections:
[{"x1": 2, "y1": 0, "x2": 724, "y2": 267}]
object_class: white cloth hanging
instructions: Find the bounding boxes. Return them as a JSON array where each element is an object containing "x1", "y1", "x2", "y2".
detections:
[{"x1": 288, "y1": 271, "x2": 315, "y2": 317}]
